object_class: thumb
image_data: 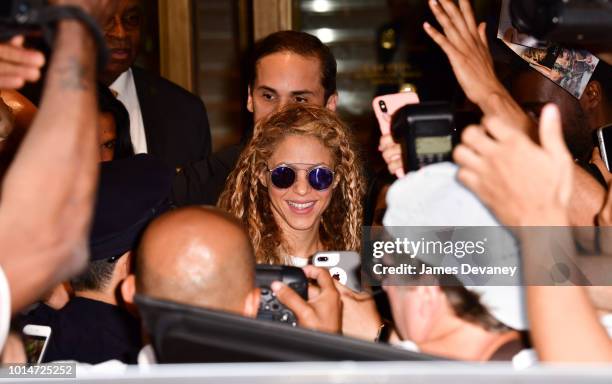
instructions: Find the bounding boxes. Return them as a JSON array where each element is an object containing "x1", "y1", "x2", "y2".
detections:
[
  {"x1": 9, "y1": 35, "x2": 24, "y2": 48},
  {"x1": 539, "y1": 104, "x2": 568, "y2": 158},
  {"x1": 271, "y1": 281, "x2": 311, "y2": 318}
]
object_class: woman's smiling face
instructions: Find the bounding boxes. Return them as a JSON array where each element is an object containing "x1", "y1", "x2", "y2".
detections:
[{"x1": 264, "y1": 134, "x2": 335, "y2": 233}]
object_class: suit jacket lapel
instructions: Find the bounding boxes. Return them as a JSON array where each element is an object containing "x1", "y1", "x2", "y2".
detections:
[{"x1": 131, "y1": 67, "x2": 160, "y2": 156}]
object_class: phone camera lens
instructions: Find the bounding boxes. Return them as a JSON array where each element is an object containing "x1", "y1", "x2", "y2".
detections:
[
  {"x1": 318, "y1": 256, "x2": 328, "y2": 262},
  {"x1": 379, "y1": 100, "x2": 388, "y2": 113}
]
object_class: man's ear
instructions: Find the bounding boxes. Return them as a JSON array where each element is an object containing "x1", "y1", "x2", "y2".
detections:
[
  {"x1": 243, "y1": 288, "x2": 261, "y2": 318},
  {"x1": 121, "y1": 274, "x2": 136, "y2": 305},
  {"x1": 580, "y1": 81, "x2": 603, "y2": 112},
  {"x1": 119, "y1": 251, "x2": 132, "y2": 277},
  {"x1": 247, "y1": 85, "x2": 254, "y2": 113},
  {"x1": 325, "y1": 93, "x2": 338, "y2": 111}
]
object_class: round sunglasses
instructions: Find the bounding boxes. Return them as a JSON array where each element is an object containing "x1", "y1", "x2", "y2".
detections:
[{"x1": 267, "y1": 164, "x2": 335, "y2": 191}]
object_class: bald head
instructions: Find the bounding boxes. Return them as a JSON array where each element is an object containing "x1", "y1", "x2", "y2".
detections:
[{"x1": 136, "y1": 206, "x2": 256, "y2": 315}]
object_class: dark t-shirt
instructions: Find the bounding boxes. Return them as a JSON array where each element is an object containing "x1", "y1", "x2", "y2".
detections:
[{"x1": 21, "y1": 297, "x2": 142, "y2": 364}]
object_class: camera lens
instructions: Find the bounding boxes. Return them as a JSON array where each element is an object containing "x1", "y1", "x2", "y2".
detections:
[{"x1": 317, "y1": 256, "x2": 328, "y2": 262}]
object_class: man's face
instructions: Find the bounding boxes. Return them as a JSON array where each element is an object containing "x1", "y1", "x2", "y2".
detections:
[
  {"x1": 102, "y1": 0, "x2": 143, "y2": 82},
  {"x1": 247, "y1": 52, "x2": 337, "y2": 123},
  {"x1": 510, "y1": 70, "x2": 592, "y2": 161}
]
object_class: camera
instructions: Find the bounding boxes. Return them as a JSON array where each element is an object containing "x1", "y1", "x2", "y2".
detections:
[
  {"x1": 510, "y1": 0, "x2": 612, "y2": 46},
  {"x1": 0, "y1": 0, "x2": 47, "y2": 39},
  {"x1": 255, "y1": 265, "x2": 308, "y2": 327},
  {"x1": 390, "y1": 102, "x2": 478, "y2": 172}
]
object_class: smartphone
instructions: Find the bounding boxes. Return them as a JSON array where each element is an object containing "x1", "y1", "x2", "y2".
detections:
[
  {"x1": 597, "y1": 124, "x2": 612, "y2": 172},
  {"x1": 22, "y1": 324, "x2": 51, "y2": 364},
  {"x1": 373, "y1": 92, "x2": 420, "y2": 136},
  {"x1": 313, "y1": 251, "x2": 362, "y2": 292}
]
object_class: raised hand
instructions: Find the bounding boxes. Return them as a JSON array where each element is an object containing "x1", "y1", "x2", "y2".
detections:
[{"x1": 454, "y1": 104, "x2": 573, "y2": 226}]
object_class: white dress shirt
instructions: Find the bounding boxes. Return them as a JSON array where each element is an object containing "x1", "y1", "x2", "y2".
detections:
[
  {"x1": 109, "y1": 69, "x2": 148, "y2": 154},
  {"x1": 0, "y1": 265, "x2": 11, "y2": 351}
]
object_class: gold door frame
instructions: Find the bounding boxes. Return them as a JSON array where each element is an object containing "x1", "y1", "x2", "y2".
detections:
[
  {"x1": 252, "y1": 0, "x2": 295, "y2": 41},
  {"x1": 158, "y1": 0, "x2": 194, "y2": 92}
]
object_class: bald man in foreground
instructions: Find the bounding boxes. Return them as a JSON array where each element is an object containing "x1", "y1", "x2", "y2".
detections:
[{"x1": 121, "y1": 206, "x2": 260, "y2": 317}]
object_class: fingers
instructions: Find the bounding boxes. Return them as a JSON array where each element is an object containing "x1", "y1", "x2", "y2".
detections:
[
  {"x1": 437, "y1": 0, "x2": 472, "y2": 40},
  {"x1": 539, "y1": 104, "x2": 568, "y2": 160},
  {"x1": 481, "y1": 115, "x2": 518, "y2": 142},
  {"x1": 461, "y1": 124, "x2": 497, "y2": 156},
  {"x1": 456, "y1": 167, "x2": 482, "y2": 196},
  {"x1": 308, "y1": 283, "x2": 321, "y2": 299},
  {"x1": 9, "y1": 35, "x2": 25, "y2": 48},
  {"x1": 0, "y1": 76, "x2": 25, "y2": 90},
  {"x1": 0, "y1": 39, "x2": 45, "y2": 89},
  {"x1": 379, "y1": 136, "x2": 404, "y2": 177},
  {"x1": 0, "y1": 42, "x2": 45, "y2": 68},
  {"x1": 303, "y1": 265, "x2": 335, "y2": 291},
  {"x1": 459, "y1": 0, "x2": 479, "y2": 37},
  {"x1": 271, "y1": 281, "x2": 312, "y2": 318},
  {"x1": 381, "y1": 143, "x2": 401, "y2": 163},
  {"x1": 378, "y1": 134, "x2": 395, "y2": 152},
  {"x1": 453, "y1": 144, "x2": 486, "y2": 173},
  {"x1": 478, "y1": 22, "x2": 489, "y2": 50},
  {"x1": 423, "y1": 22, "x2": 460, "y2": 61}
]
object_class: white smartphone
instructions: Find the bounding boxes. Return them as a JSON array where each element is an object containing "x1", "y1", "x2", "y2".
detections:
[
  {"x1": 313, "y1": 251, "x2": 362, "y2": 292},
  {"x1": 22, "y1": 324, "x2": 52, "y2": 364}
]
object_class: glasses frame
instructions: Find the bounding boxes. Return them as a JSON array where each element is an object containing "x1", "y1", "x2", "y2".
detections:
[{"x1": 266, "y1": 163, "x2": 335, "y2": 191}]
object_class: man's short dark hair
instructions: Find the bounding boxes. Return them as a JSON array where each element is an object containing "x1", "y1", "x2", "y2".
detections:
[
  {"x1": 249, "y1": 30, "x2": 337, "y2": 102},
  {"x1": 70, "y1": 258, "x2": 118, "y2": 292}
]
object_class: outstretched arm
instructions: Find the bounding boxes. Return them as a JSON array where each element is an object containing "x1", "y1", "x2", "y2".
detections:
[{"x1": 0, "y1": 1, "x2": 116, "y2": 312}]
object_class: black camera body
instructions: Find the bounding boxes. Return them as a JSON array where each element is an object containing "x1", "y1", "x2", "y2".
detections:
[
  {"x1": 391, "y1": 102, "x2": 461, "y2": 173},
  {"x1": 0, "y1": 0, "x2": 47, "y2": 39},
  {"x1": 255, "y1": 265, "x2": 308, "y2": 327},
  {"x1": 510, "y1": 0, "x2": 612, "y2": 46}
]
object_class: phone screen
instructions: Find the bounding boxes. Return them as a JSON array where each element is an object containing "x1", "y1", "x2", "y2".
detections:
[{"x1": 23, "y1": 334, "x2": 48, "y2": 363}]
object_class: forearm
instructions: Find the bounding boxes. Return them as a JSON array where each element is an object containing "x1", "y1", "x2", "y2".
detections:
[
  {"x1": 528, "y1": 286, "x2": 612, "y2": 362},
  {"x1": 0, "y1": 20, "x2": 98, "y2": 312},
  {"x1": 570, "y1": 165, "x2": 606, "y2": 226},
  {"x1": 520, "y1": 228, "x2": 612, "y2": 362}
]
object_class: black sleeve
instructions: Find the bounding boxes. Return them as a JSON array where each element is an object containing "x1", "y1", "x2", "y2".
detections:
[{"x1": 171, "y1": 144, "x2": 243, "y2": 206}]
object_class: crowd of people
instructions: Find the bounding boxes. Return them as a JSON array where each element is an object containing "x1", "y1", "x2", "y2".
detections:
[{"x1": 0, "y1": 0, "x2": 612, "y2": 368}]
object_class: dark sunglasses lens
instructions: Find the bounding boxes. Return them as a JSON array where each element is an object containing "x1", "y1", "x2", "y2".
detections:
[
  {"x1": 270, "y1": 167, "x2": 296, "y2": 189},
  {"x1": 308, "y1": 168, "x2": 334, "y2": 190}
]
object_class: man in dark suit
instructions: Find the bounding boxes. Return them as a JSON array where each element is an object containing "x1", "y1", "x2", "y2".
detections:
[{"x1": 100, "y1": 0, "x2": 211, "y2": 171}]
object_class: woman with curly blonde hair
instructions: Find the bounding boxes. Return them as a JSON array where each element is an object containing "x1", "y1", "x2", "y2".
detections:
[{"x1": 218, "y1": 103, "x2": 365, "y2": 265}]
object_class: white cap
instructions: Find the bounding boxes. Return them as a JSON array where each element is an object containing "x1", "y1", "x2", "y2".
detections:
[{"x1": 383, "y1": 162, "x2": 528, "y2": 331}]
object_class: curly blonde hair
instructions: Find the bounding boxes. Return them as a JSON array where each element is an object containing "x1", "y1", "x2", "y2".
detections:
[{"x1": 218, "y1": 104, "x2": 365, "y2": 265}]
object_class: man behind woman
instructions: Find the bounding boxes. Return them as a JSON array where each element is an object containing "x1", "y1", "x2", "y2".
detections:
[{"x1": 219, "y1": 104, "x2": 365, "y2": 266}]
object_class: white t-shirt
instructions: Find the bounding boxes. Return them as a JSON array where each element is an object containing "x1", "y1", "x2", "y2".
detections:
[
  {"x1": 109, "y1": 69, "x2": 148, "y2": 154},
  {"x1": 0, "y1": 265, "x2": 10, "y2": 352},
  {"x1": 288, "y1": 256, "x2": 309, "y2": 268}
]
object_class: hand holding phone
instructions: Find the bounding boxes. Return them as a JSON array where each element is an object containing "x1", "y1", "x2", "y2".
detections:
[
  {"x1": 373, "y1": 92, "x2": 420, "y2": 178},
  {"x1": 312, "y1": 251, "x2": 362, "y2": 292}
]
